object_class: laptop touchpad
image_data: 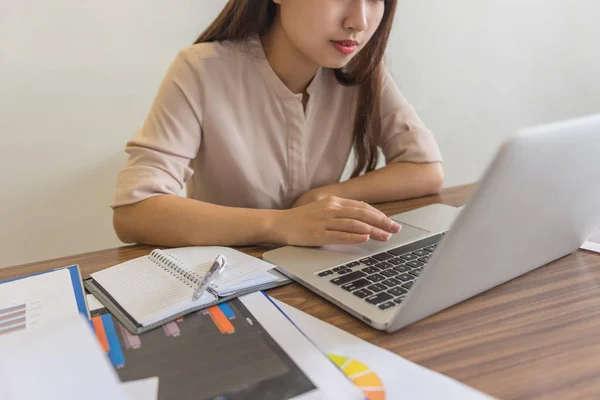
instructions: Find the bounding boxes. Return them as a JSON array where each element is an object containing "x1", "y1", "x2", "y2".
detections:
[{"x1": 320, "y1": 223, "x2": 431, "y2": 256}]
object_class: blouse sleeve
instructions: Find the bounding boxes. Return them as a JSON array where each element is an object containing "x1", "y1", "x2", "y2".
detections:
[
  {"x1": 376, "y1": 67, "x2": 443, "y2": 164},
  {"x1": 111, "y1": 48, "x2": 204, "y2": 208}
]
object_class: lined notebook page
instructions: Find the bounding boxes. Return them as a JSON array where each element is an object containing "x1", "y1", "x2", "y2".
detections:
[
  {"x1": 90, "y1": 256, "x2": 215, "y2": 326},
  {"x1": 215, "y1": 271, "x2": 282, "y2": 296},
  {"x1": 161, "y1": 246, "x2": 277, "y2": 294}
]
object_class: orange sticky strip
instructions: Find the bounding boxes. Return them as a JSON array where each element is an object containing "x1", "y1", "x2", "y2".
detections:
[
  {"x1": 363, "y1": 390, "x2": 385, "y2": 400},
  {"x1": 92, "y1": 316, "x2": 110, "y2": 353},
  {"x1": 208, "y1": 306, "x2": 235, "y2": 334}
]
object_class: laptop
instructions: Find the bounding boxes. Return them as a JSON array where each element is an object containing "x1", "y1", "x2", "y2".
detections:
[{"x1": 263, "y1": 113, "x2": 600, "y2": 332}]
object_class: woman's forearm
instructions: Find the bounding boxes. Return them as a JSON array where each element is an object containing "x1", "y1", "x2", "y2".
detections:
[
  {"x1": 113, "y1": 195, "x2": 281, "y2": 247},
  {"x1": 113, "y1": 163, "x2": 443, "y2": 247},
  {"x1": 310, "y1": 162, "x2": 444, "y2": 204}
]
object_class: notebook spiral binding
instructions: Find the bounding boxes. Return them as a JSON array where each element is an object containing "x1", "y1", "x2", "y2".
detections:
[{"x1": 148, "y1": 249, "x2": 202, "y2": 290}]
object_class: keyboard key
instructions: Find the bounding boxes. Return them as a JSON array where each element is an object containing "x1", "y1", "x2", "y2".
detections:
[
  {"x1": 399, "y1": 254, "x2": 419, "y2": 261},
  {"x1": 367, "y1": 274, "x2": 385, "y2": 283},
  {"x1": 378, "y1": 262, "x2": 394, "y2": 269},
  {"x1": 424, "y1": 246, "x2": 436, "y2": 252},
  {"x1": 382, "y1": 278, "x2": 402, "y2": 287},
  {"x1": 387, "y1": 247, "x2": 405, "y2": 256},
  {"x1": 341, "y1": 278, "x2": 371, "y2": 291},
  {"x1": 380, "y1": 269, "x2": 399, "y2": 278},
  {"x1": 402, "y1": 281, "x2": 414, "y2": 290},
  {"x1": 346, "y1": 261, "x2": 361, "y2": 268},
  {"x1": 418, "y1": 256, "x2": 430, "y2": 263},
  {"x1": 333, "y1": 266, "x2": 347, "y2": 272},
  {"x1": 353, "y1": 289, "x2": 373, "y2": 298},
  {"x1": 388, "y1": 287, "x2": 408, "y2": 296},
  {"x1": 394, "y1": 296, "x2": 406, "y2": 304},
  {"x1": 366, "y1": 292, "x2": 393, "y2": 305},
  {"x1": 330, "y1": 271, "x2": 366, "y2": 286},
  {"x1": 397, "y1": 273, "x2": 414, "y2": 282},
  {"x1": 318, "y1": 270, "x2": 334, "y2": 277},
  {"x1": 412, "y1": 249, "x2": 429, "y2": 257},
  {"x1": 359, "y1": 257, "x2": 378, "y2": 266},
  {"x1": 381, "y1": 279, "x2": 396, "y2": 288},
  {"x1": 389, "y1": 258, "x2": 403, "y2": 265},
  {"x1": 372, "y1": 252, "x2": 394, "y2": 262},
  {"x1": 378, "y1": 301, "x2": 397, "y2": 310},
  {"x1": 362, "y1": 266, "x2": 381, "y2": 274},
  {"x1": 368, "y1": 283, "x2": 387, "y2": 292},
  {"x1": 393, "y1": 265, "x2": 411, "y2": 273},
  {"x1": 406, "y1": 261, "x2": 424, "y2": 268},
  {"x1": 337, "y1": 269, "x2": 352, "y2": 275},
  {"x1": 408, "y1": 269, "x2": 421, "y2": 277}
]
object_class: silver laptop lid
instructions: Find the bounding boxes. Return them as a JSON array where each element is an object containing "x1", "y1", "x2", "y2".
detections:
[{"x1": 390, "y1": 113, "x2": 600, "y2": 331}]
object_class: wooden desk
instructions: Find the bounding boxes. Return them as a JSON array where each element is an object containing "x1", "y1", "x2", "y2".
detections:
[{"x1": 3, "y1": 184, "x2": 600, "y2": 400}]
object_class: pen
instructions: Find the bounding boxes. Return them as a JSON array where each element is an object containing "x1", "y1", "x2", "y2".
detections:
[{"x1": 192, "y1": 254, "x2": 227, "y2": 301}]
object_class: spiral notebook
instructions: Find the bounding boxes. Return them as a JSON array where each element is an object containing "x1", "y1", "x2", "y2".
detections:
[{"x1": 84, "y1": 246, "x2": 291, "y2": 334}]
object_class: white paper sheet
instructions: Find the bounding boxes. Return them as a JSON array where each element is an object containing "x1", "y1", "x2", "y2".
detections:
[
  {"x1": 0, "y1": 315, "x2": 128, "y2": 400},
  {"x1": 122, "y1": 377, "x2": 159, "y2": 400},
  {"x1": 581, "y1": 228, "x2": 600, "y2": 253},
  {"x1": 86, "y1": 293, "x2": 105, "y2": 312},
  {"x1": 239, "y1": 292, "x2": 364, "y2": 400},
  {"x1": 272, "y1": 298, "x2": 497, "y2": 400},
  {"x1": 0, "y1": 268, "x2": 79, "y2": 335}
]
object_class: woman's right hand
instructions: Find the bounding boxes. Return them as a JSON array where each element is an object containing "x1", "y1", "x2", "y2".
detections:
[{"x1": 269, "y1": 196, "x2": 402, "y2": 246}]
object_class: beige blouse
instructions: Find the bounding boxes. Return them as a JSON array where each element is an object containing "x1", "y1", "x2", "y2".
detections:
[{"x1": 111, "y1": 35, "x2": 442, "y2": 210}]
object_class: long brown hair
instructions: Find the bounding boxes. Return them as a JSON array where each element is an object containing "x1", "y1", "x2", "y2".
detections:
[{"x1": 194, "y1": 0, "x2": 398, "y2": 178}]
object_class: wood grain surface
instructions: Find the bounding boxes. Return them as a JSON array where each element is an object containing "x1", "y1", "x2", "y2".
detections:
[{"x1": 3, "y1": 183, "x2": 600, "y2": 400}]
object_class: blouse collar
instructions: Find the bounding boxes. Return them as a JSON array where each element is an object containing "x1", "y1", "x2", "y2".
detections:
[{"x1": 246, "y1": 34, "x2": 324, "y2": 101}]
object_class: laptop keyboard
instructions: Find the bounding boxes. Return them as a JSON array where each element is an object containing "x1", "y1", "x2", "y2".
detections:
[{"x1": 316, "y1": 233, "x2": 443, "y2": 311}]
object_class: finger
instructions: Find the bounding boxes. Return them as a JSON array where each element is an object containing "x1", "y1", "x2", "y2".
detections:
[
  {"x1": 326, "y1": 218, "x2": 391, "y2": 241},
  {"x1": 322, "y1": 231, "x2": 370, "y2": 245},
  {"x1": 335, "y1": 199, "x2": 401, "y2": 233},
  {"x1": 334, "y1": 206, "x2": 401, "y2": 233}
]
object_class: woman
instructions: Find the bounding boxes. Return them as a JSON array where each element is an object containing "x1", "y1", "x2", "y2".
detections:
[{"x1": 112, "y1": 0, "x2": 444, "y2": 248}]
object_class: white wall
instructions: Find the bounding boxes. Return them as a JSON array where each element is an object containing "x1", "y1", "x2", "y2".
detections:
[
  {"x1": 389, "y1": 0, "x2": 600, "y2": 185},
  {"x1": 0, "y1": 0, "x2": 228, "y2": 268},
  {"x1": 1, "y1": 0, "x2": 599, "y2": 268}
]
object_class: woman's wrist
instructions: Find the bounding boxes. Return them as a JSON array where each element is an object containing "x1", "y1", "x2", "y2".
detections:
[
  {"x1": 292, "y1": 186, "x2": 334, "y2": 208},
  {"x1": 257, "y1": 209, "x2": 287, "y2": 245}
]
